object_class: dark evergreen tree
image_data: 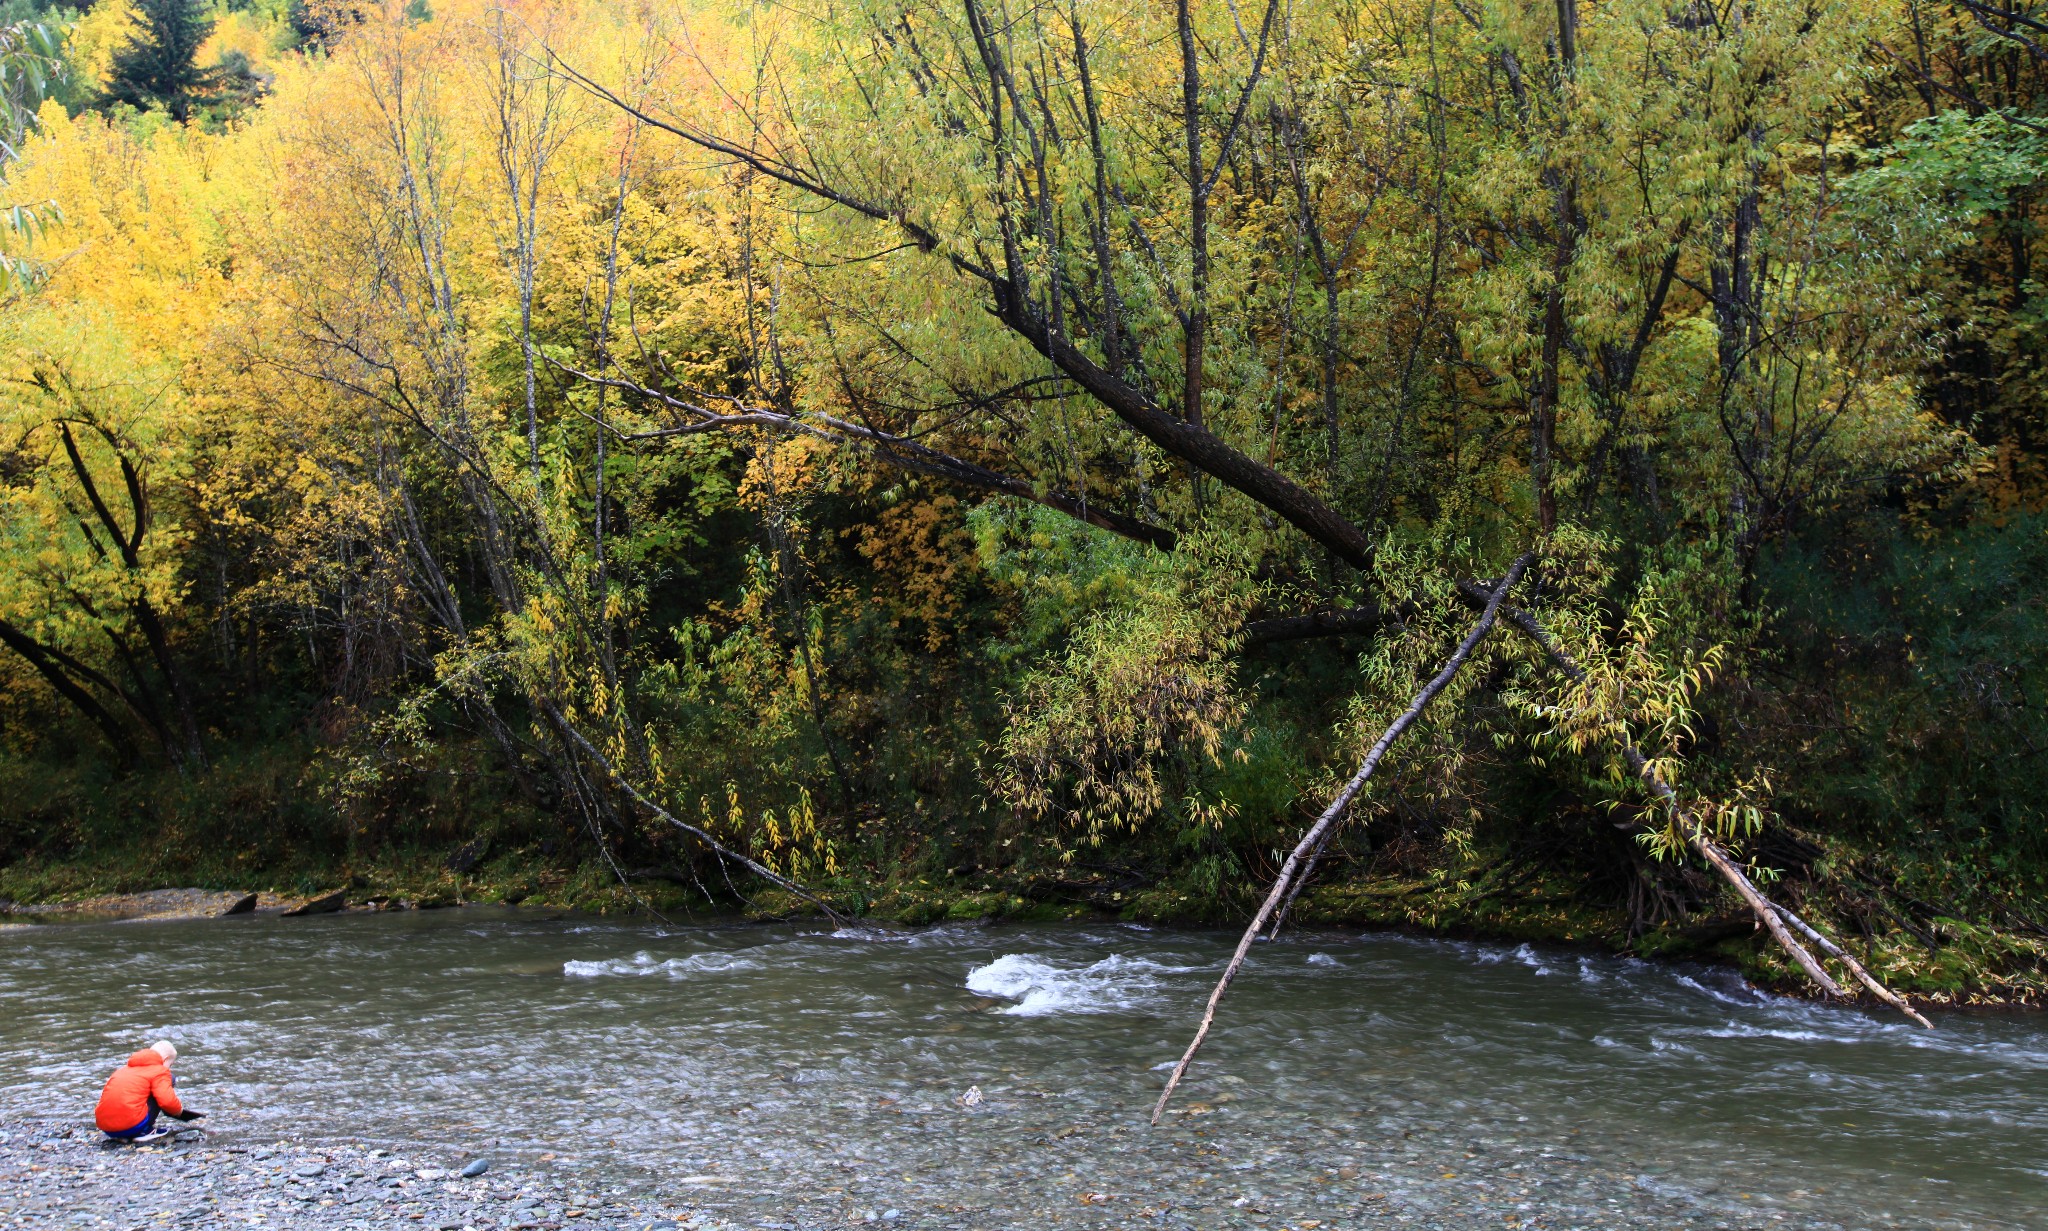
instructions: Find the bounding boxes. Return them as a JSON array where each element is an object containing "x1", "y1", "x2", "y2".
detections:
[
  {"x1": 102, "y1": 0, "x2": 215, "y2": 122},
  {"x1": 287, "y1": 0, "x2": 365, "y2": 51}
]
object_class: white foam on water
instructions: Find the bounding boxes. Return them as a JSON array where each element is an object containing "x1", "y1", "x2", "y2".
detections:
[
  {"x1": 828, "y1": 926, "x2": 914, "y2": 943},
  {"x1": 964, "y1": 953, "x2": 1191, "y2": 1016},
  {"x1": 562, "y1": 951, "x2": 760, "y2": 979},
  {"x1": 1692, "y1": 1024, "x2": 1835, "y2": 1044},
  {"x1": 1306, "y1": 953, "x2": 1340, "y2": 967},
  {"x1": 1671, "y1": 1009, "x2": 2048, "y2": 1072},
  {"x1": 1645, "y1": 1035, "x2": 1706, "y2": 1058},
  {"x1": 1473, "y1": 943, "x2": 1557, "y2": 976},
  {"x1": 825, "y1": 924, "x2": 993, "y2": 950},
  {"x1": 1671, "y1": 971, "x2": 1772, "y2": 1007}
]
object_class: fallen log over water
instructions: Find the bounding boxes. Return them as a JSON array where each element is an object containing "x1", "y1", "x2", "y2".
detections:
[
  {"x1": 1469, "y1": 586, "x2": 1932, "y2": 1028},
  {"x1": 1774, "y1": 901, "x2": 1934, "y2": 1028}
]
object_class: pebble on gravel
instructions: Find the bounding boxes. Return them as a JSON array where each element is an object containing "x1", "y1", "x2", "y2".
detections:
[{"x1": 1, "y1": 1110, "x2": 1899, "y2": 1231}]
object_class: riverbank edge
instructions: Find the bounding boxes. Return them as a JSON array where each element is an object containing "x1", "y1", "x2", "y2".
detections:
[{"x1": 3, "y1": 852, "x2": 2041, "y2": 1012}]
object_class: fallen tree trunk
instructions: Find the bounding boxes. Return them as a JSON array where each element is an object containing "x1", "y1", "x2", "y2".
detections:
[
  {"x1": 1685, "y1": 819, "x2": 1848, "y2": 998},
  {"x1": 1151, "y1": 553, "x2": 1532, "y2": 1124},
  {"x1": 1773, "y1": 901, "x2": 1934, "y2": 1028},
  {"x1": 1458, "y1": 582, "x2": 1931, "y2": 1027}
]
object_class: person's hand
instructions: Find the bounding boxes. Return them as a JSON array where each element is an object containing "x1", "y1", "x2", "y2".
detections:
[{"x1": 171, "y1": 1109, "x2": 204, "y2": 1121}]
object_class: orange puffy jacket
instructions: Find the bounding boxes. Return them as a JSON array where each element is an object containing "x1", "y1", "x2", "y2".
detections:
[{"x1": 95, "y1": 1049, "x2": 183, "y2": 1132}]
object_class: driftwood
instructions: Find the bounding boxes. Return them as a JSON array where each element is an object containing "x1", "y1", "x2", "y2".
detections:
[
  {"x1": 1774, "y1": 901, "x2": 1934, "y2": 1028},
  {"x1": 1150, "y1": 554, "x2": 1532, "y2": 1124},
  {"x1": 1462, "y1": 584, "x2": 1931, "y2": 1027}
]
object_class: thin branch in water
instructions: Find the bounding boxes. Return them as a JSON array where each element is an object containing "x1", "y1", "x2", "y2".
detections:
[{"x1": 1151, "y1": 553, "x2": 1533, "y2": 1124}]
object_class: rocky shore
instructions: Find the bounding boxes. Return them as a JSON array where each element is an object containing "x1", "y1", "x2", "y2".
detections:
[
  {"x1": 0, "y1": 887, "x2": 399, "y2": 924},
  {"x1": 0, "y1": 1119, "x2": 731, "y2": 1231}
]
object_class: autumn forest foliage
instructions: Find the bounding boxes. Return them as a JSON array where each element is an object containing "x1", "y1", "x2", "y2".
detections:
[{"x1": 2, "y1": 0, "x2": 2046, "y2": 1001}]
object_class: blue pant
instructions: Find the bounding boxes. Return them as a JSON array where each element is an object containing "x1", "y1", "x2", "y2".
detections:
[{"x1": 104, "y1": 1102, "x2": 158, "y2": 1139}]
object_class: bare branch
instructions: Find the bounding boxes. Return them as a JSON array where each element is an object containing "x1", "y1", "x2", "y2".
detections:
[
  {"x1": 549, "y1": 703, "x2": 848, "y2": 926},
  {"x1": 550, "y1": 359, "x2": 1178, "y2": 551},
  {"x1": 1152, "y1": 553, "x2": 1534, "y2": 1124}
]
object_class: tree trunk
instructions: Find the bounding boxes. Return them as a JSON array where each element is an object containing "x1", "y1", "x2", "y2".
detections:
[{"x1": 0, "y1": 617, "x2": 138, "y2": 769}]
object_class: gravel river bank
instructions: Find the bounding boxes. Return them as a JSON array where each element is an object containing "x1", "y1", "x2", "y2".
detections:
[
  {"x1": 0, "y1": 1118, "x2": 724, "y2": 1231},
  {"x1": 0, "y1": 1111, "x2": 1867, "y2": 1231}
]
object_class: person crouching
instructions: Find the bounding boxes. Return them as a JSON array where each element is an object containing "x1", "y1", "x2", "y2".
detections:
[{"x1": 95, "y1": 1040, "x2": 203, "y2": 1142}]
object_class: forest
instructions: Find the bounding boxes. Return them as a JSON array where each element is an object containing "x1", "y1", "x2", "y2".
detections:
[{"x1": 1, "y1": 0, "x2": 2045, "y2": 1007}]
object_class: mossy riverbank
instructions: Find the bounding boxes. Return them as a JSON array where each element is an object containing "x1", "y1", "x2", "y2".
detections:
[{"x1": 6, "y1": 837, "x2": 2042, "y2": 1012}]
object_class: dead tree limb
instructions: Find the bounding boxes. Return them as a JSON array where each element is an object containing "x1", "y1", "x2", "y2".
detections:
[
  {"x1": 1773, "y1": 902, "x2": 1934, "y2": 1028},
  {"x1": 1458, "y1": 581, "x2": 1929, "y2": 1025},
  {"x1": 551, "y1": 360, "x2": 1178, "y2": 552},
  {"x1": 1684, "y1": 827, "x2": 1846, "y2": 998},
  {"x1": 548, "y1": 705, "x2": 848, "y2": 927},
  {"x1": 1151, "y1": 553, "x2": 1532, "y2": 1125}
]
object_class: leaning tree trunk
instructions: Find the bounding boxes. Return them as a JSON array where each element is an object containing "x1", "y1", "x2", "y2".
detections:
[{"x1": 1467, "y1": 587, "x2": 1932, "y2": 1028}]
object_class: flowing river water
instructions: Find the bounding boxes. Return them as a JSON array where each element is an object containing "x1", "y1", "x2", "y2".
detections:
[{"x1": 1, "y1": 908, "x2": 2042, "y2": 1229}]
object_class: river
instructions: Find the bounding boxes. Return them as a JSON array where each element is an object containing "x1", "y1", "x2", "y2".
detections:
[{"x1": 0, "y1": 909, "x2": 2040, "y2": 1228}]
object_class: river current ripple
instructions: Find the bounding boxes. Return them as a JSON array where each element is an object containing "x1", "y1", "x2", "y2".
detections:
[{"x1": 1, "y1": 909, "x2": 2040, "y2": 1228}]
